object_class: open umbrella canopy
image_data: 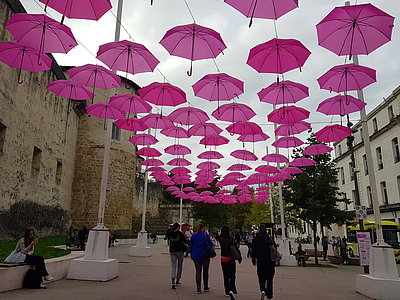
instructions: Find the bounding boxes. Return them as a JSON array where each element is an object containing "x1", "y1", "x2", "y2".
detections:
[
  {"x1": 114, "y1": 117, "x2": 148, "y2": 132},
  {"x1": 67, "y1": 64, "x2": 121, "y2": 90},
  {"x1": 168, "y1": 107, "x2": 209, "y2": 125},
  {"x1": 192, "y1": 72, "x2": 244, "y2": 102},
  {"x1": 47, "y1": 80, "x2": 94, "y2": 100},
  {"x1": 268, "y1": 105, "x2": 310, "y2": 124},
  {"x1": 272, "y1": 136, "x2": 304, "y2": 148},
  {"x1": 258, "y1": 80, "x2": 309, "y2": 105},
  {"x1": 159, "y1": 23, "x2": 227, "y2": 76},
  {"x1": 212, "y1": 103, "x2": 256, "y2": 122},
  {"x1": 238, "y1": 133, "x2": 270, "y2": 143},
  {"x1": 189, "y1": 123, "x2": 223, "y2": 137},
  {"x1": 183, "y1": 187, "x2": 196, "y2": 192},
  {"x1": 164, "y1": 144, "x2": 191, "y2": 155},
  {"x1": 166, "y1": 186, "x2": 180, "y2": 191},
  {"x1": 129, "y1": 133, "x2": 158, "y2": 146},
  {"x1": 146, "y1": 166, "x2": 166, "y2": 172},
  {"x1": 275, "y1": 121, "x2": 311, "y2": 136},
  {"x1": 197, "y1": 161, "x2": 221, "y2": 170},
  {"x1": 170, "y1": 166, "x2": 191, "y2": 175},
  {"x1": 227, "y1": 164, "x2": 252, "y2": 171},
  {"x1": 316, "y1": 124, "x2": 350, "y2": 143},
  {"x1": 262, "y1": 153, "x2": 289, "y2": 163},
  {"x1": 247, "y1": 38, "x2": 311, "y2": 74},
  {"x1": 161, "y1": 180, "x2": 176, "y2": 186},
  {"x1": 197, "y1": 184, "x2": 211, "y2": 189},
  {"x1": 161, "y1": 126, "x2": 189, "y2": 138},
  {"x1": 141, "y1": 158, "x2": 164, "y2": 166},
  {"x1": 86, "y1": 102, "x2": 125, "y2": 119},
  {"x1": 167, "y1": 158, "x2": 192, "y2": 166},
  {"x1": 140, "y1": 114, "x2": 173, "y2": 129},
  {"x1": 302, "y1": 144, "x2": 333, "y2": 156},
  {"x1": 281, "y1": 166, "x2": 303, "y2": 174},
  {"x1": 224, "y1": 172, "x2": 246, "y2": 180},
  {"x1": 199, "y1": 135, "x2": 230, "y2": 146},
  {"x1": 198, "y1": 151, "x2": 224, "y2": 160},
  {"x1": 290, "y1": 157, "x2": 317, "y2": 167},
  {"x1": 317, "y1": 63, "x2": 376, "y2": 93},
  {"x1": 316, "y1": 3, "x2": 394, "y2": 58},
  {"x1": 97, "y1": 40, "x2": 159, "y2": 75},
  {"x1": 317, "y1": 95, "x2": 366, "y2": 116},
  {"x1": 136, "y1": 147, "x2": 162, "y2": 157},
  {"x1": 230, "y1": 149, "x2": 258, "y2": 161},
  {"x1": 139, "y1": 82, "x2": 187, "y2": 107},
  {"x1": 109, "y1": 94, "x2": 152, "y2": 114},
  {"x1": 255, "y1": 165, "x2": 279, "y2": 174},
  {"x1": 226, "y1": 121, "x2": 263, "y2": 136}
]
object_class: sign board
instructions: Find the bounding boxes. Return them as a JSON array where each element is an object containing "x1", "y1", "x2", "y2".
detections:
[
  {"x1": 356, "y1": 231, "x2": 371, "y2": 266},
  {"x1": 355, "y1": 205, "x2": 367, "y2": 220}
]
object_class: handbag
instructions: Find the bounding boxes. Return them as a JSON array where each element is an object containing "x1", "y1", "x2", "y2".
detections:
[
  {"x1": 229, "y1": 244, "x2": 241, "y2": 260},
  {"x1": 268, "y1": 237, "x2": 281, "y2": 262},
  {"x1": 204, "y1": 233, "x2": 216, "y2": 258},
  {"x1": 4, "y1": 250, "x2": 26, "y2": 263}
]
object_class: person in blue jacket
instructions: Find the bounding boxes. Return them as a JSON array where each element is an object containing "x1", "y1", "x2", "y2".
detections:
[{"x1": 190, "y1": 223, "x2": 214, "y2": 294}]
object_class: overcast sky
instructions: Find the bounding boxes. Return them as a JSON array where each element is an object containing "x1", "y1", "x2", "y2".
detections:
[{"x1": 19, "y1": 0, "x2": 400, "y2": 181}]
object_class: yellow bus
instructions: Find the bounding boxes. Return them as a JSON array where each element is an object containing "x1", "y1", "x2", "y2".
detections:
[{"x1": 346, "y1": 220, "x2": 400, "y2": 263}]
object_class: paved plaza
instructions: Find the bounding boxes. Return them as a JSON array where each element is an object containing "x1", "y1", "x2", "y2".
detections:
[{"x1": 3, "y1": 241, "x2": 395, "y2": 300}]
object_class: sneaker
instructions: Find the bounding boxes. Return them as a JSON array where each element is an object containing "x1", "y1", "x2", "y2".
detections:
[
  {"x1": 204, "y1": 287, "x2": 210, "y2": 292},
  {"x1": 175, "y1": 280, "x2": 181, "y2": 285},
  {"x1": 40, "y1": 283, "x2": 47, "y2": 289},
  {"x1": 229, "y1": 291, "x2": 236, "y2": 300},
  {"x1": 172, "y1": 284, "x2": 176, "y2": 289},
  {"x1": 260, "y1": 291, "x2": 266, "y2": 300},
  {"x1": 196, "y1": 289, "x2": 201, "y2": 294}
]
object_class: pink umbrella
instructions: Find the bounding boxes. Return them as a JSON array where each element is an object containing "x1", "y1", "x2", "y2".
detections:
[
  {"x1": 170, "y1": 166, "x2": 191, "y2": 175},
  {"x1": 225, "y1": 0, "x2": 298, "y2": 27},
  {"x1": 129, "y1": 134, "x2": 158, "y2": 146},
  {"x1": 173, "y1": 176, "x2": 192, "y2": 184},
  {"x1": 114, "y1": 118, "x2": 148, "y2": 132},
  {"x1": 188, "y1": 192, "x2": 199, "y2": 199},
  {"x1": 316, "y1": 124, "x2": 350, "y2": 143},
  {"x1": 302, "y1": 144, "x2": 333, "y2": 156},
  {"x1": 238, "y1": 133, "x2": 270, "y2": 143},
  {"x1": 189, "y1": 123, "x2": 223, "y2": 137},
  {"x1": 272, "y1": 136, "x2": 304, "y2": 148},
  {"x1": 270, "y1": 172, "x2": 292, "y2": 182},
  {"x1": 168, "y1": 107, "x2": 209, "y2": 125},
  {"x1": 235, "y1": 183, "x2": 251, "y2": 190},
  {"x1": 109, "y1": 94, "x2": 152, "y2": 114},
  {"x1": 164, "y1": 144, "x2": 191, "y2": 156},
  {"x1": 268, "y1": 106, "x2": 310, "y2": 124},
  {"x1": 5, "y1": 14, "x2": 77, "y2": 57},
  {"x1": 200, "y1": 135, "x2": 230, "y2": 146},
  {"x1": 47, "y1": 80, "x2": 94, "y2": 100},
  {"x1": 167, "y1": 158, "x2": 192, "y2": 166},
  {"x1": 227, "y1": 164, "x2": 252, "y2": 171},
  {"x1": 183, "y1": 187, "x2": 195, "y2": 192},
  {"x1": 97, "y1": 40, "x2": 159, "y2": 77},
  {"x1": 290, "y1": 158, "x2": 317, "y2": 167},
  {"x1": 161, "y1": 180, "x2": 176, "y2": 186},
  {"x1": 226, "y1": 121, "x2": 263, "y2": 136},
  {"x1": 197, "y1": 161, "x2": 220, "y2": 170},
  {"x1": 147, "y1": 166, "x2": 166, "y2": 172},
  {"x1": 248, "y1": 173, "x2": 270, "y2": 184},
  {"x1": 212, "y1": 103, "x2": 256, "y2": 122},
  {"x1": 166, "y1": 186, "x2": 179, "y2": 191},
  {"x1": 262, "y1": 153, "x2": 289, "y2": 163},
  {"x1": 139, "y1": 82, "x2": 186, "y2": 107},
  {"x1": 218, "y1": 189, "x2": 231, "y2": 194},
  {"x1": 198, "y1": 151, "x2": 224, "y2": 160},
  {"x1": 200, "y1": 191, "x2": 214, "y2": 196},
  {"x1": 161, "y1": 126, "x2": 189, "y2": 138},
  {"x1": 247, "y1": 38, "x2": 311, "y2": 75},
  {"x1": 141, "y1": 158, "x2": 163, "y2": 167},
  {"x1": 258, "y1": 80, "x2": 309, "y2": 105},
  {"x1": 136, "y1": 147, "x2": 162, "y2": 157},
  {"x1": 0, "y1": 41, "x2": 52, "y2": 84},
  {"x1": 160, "y1": 23, "x2": 227, "y2": 76},
  {"x1": 317, "y1": 95, "x2": 366, "y2": 116},
  {"x1": 255, "y1": 165, "x2": 279, "y2": 174},
  {"x1": 281, "y1": 167, "x2": 303, "y2": 174},
  {"x1": 86, "y1": 102, "x2": 125, "y2": 129},
  {"x1": 150, "y1": 172, "x2": 169, "y2": 180},
  {"x1": 231, "y1": 150, "x2": 258, "y2": 161},
  {"x1": 192, "y1": 73, "x2": 244, "y2": 106},
  {"x1": 258, "y1": 186, "x2": 270, "y2": 191},
  {"x1": 316, "y1": 4, "x2": 394, "y2": 58},
  {"x1": 140, "y1": 114, "x2": 173, "y2": 129},
  {"x1": 224, "y1": 172, "x2": 246, "y2": 180},
  {"x1": 317, "y1": 64, "x2": 376, "y2": 93},
  {"x1": 40, "y1": 0, "x2": 112, "y2": 22},
  {"x1": 275, "y1": 121, "x2": 311, "y2": 136},
  {"x1": 197, "y1": 184, "x2": 211, "y2": 189}
]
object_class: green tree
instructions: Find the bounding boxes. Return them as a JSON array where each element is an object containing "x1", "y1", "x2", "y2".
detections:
[
  {"x1": 283, "y1": 133, "x2": 353, "y2": 264},
  {"x1": 192, "y1": 202, "x2": 228, "y2": 231},
  {"x1": 227, "y1": 202, "x2": 252, "y2": 230},
  {"x1": 245, "y1": 201, "x2": 272, "y2": 228}
]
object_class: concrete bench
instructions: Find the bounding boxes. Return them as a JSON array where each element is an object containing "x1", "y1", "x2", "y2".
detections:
[{"x1": 0, "y1": 251, "x2": 84, "y2": 292}]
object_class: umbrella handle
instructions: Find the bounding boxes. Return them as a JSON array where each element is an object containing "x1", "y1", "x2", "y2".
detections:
[
  {"x1": 249, "y1": 18, "x2": 253, "y2": 28},
  {"x1": 104, "y1": 119, "x2": 107, "y2": 131},
  {"x1": 61, "y1": 15, "x2": 65, "y2": 25},
  {"x1": 187, "y1": 62, "x2": 193, "y2": 77}
]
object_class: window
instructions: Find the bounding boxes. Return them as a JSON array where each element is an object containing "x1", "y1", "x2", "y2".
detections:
[
  {"x1": 349, "y1": 162, "x2": 354, "y2": 181},
  {"x1": 31, "y1": 146, "x2": 42, "y2": 179},
  {"x1": 372, "y1": 118, "x2": 378, "y2": 132},
  {"x1": 338, "y1": 144, "x2": 342, "y2": 156},
  {"x1": 352, "y1": 189, "x2": 356, "y2": 204},
  {"x1": 111, "y1": 123, "x2": 121, "y2": 141},
  {"x1": 392, "y1": 137, "x2": 400, "y2": 163},
  {"x1": 376, "y1": 147, "x2": 383, "y2": 170},
  {"x1": 359, "y1": 128, "x2": 363, "y2": 142},
  {"x1": 0, "y1": 122, "x2": 6, "y2": 154},
  {"x1": 380, "y1": 181, "x2": 389, "y2": 205},
  {"x1": 55, "y1": 161, "x2": 62, "y2": 185},
  {"x1": 340, "y1": 167, "x2": 345, "y2": 185},
  {"x1": 367, "y1": 186, "x2": 373, "y2": 208},
  {"x1": 388, "y1": 105, "x2": 395, "y2": 121},
  {"x1": 363, "y1": 154, "x2": 368, "y2": 175}
]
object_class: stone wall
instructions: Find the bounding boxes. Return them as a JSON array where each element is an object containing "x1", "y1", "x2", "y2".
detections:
[{"x1": 0, "y1": 0, "x2": 78, "y2": 238}]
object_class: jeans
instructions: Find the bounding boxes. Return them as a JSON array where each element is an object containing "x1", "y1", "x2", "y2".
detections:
[
  {"x1": 221, "y1": 260, "x2": 237, "y2": 295},
  {"x1": 257, "y1": 260, "x2": 275, "y2": 299},
  {"x1": 170, "y1": 251, "x2": 184, "y2": 281},
  {"x1": 193, "y1": 256, "x2": 210, "y2": 290},
  {"x1": 24, "y1": 255, "x2": 49, "y2": 277}
]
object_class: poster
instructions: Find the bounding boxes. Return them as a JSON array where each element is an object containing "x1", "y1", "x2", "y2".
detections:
[{"x1": 356, "y1": 232, "x2": 372, "y2": 266}]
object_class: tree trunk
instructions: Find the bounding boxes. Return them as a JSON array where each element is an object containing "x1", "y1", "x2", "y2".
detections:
[{"x1": 312, "y1": 220, "x2": 318, "y2": 265}]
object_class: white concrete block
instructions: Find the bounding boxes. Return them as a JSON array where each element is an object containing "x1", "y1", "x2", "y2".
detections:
[
  {"x1": 356, "y1": 274, "x2": 400, "y2": 300},
  {"x1": 128, "y1": 246, "x2": 152, "y2": 257},
  {"x1": 67, "y1": 258, "x2": 118, "y2": 281}
]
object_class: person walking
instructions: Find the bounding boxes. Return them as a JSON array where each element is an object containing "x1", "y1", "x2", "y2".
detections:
[
  {"x1": 190, "y1": 223, "x2": 214, "y2": 294},
  {"x1": 218, "y1": 225, "x2": 242, "y2": 300},
  {"x1": 168, "y1": 223, "x2": 188, "y2": 289},
  {"x1": 252, "y1": 224, "x2": 276, "y2": 300},
  {"x1": 322, "y1": 236, "x2": 329, "y2": 260},
  {"x1": 245, "y1": 231, "x2": 254, "y2": 258}
]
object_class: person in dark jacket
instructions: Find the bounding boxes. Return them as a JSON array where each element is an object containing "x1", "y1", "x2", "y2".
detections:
[
  {"x1": 252, "y1": 224, "x2": 276, "y2": 300},
  {"x1": 190, "y1": 223, "x2": 213, "y2": 294},
  {"x1": 169, "y1": 223, "x2": 188, "y2": 289},
  {"x1": 218, "y1": 225, "x2": 242, "y2": 300}
]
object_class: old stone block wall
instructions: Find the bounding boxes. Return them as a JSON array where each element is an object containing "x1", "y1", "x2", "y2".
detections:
[{"x1": 0, "y1": 0, "x2": 78, "y2": 238}]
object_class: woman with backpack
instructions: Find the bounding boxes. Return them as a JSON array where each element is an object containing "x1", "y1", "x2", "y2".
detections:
[
  {"x1": 218, "y1": 225, "x2": 242, "y2": 300},
  {"x1": 251, "y1": 224, "x2": 277, "y2": 300}
]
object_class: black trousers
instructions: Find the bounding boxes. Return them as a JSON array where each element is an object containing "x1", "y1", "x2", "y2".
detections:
[
  {"x1": 257, "y1": 261, "x2": 275, "y2": 299},
  {"x1": 221, "y1": 260, "x2": 237, "y2": 295},
  {"x1": 24, "y1": 255, "x2": 49, "y2": 277},
  {"x1": 193, "y1": 256, "x2": 210, "y2": 290}
]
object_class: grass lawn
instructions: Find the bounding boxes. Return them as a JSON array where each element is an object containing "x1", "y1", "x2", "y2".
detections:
[{"x1": 0, "y1": 236, "x2": 70, "y2": 262}]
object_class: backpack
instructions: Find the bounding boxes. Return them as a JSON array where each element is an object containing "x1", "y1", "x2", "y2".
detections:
[{"x1": 22, "y1": 269, "x2": 43, "y2": 289}]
